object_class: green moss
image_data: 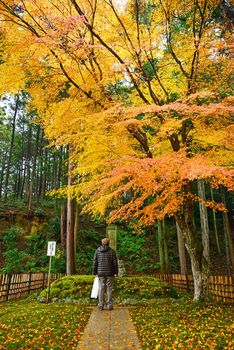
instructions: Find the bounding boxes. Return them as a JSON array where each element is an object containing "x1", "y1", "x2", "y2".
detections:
[{"x1": 39, "y1": 275, "x2": 178, "y2": 302}]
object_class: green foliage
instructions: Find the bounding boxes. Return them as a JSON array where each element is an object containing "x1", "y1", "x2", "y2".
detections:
[
  {"x1": 76, "y1": 249, "x2": 94, "y2": 274},
  {"x1": 0, "y1": 226, "x2": 30, "y2": 273},
  {"x1": 0, "y1": 92, "x2": 68, "y2": 203},
  {"x1": 1, "y1": 225, "x2": 23, "y2": 249},
  {"x1": 117, "y1": 227, "x2": 158, "y2": 272},
  {"x1": 1, "y1": 248, "x2": 29, "y2": 274},
  {"x1": 211, "y1": 1, "x2": 234, "y2": 25},
  {"x1": 53, "y1": 246, "x2": 66, "y2": 273},
  {"x1": 1, "y1": 221, "x2": 65, "y2": 274},
  {"x1": 40, "y1": 198, "x2": 59, "y2": 208},
  {"x1": 26, "y1": 233, "x2": 45, "y2": 256},
  {"x1": 131, "y1": 298, "x2": 234, "y2": 349},
  {"x1": 24, "y1": 233, "x2": 49, "y2": 272},
  {"x1": 39, "y1": 275, "x2": 178, "y2": 301},
  {"x1": 24, "y1": 220, "x2": 66, "y2": 273},
  {"x1": 114, "y1": 276, "x2": 178, "y2": 300},
  {"x1": 169, "y1": 92, "x2": 180, "y2": 102},
  {"x1": 172, "y1": 13, "x2": 191, "y2": 34},
  {"x1": 76, "y1": 227, "x2": 103, "y2": 274},
  {"x1": 40, "y1": 275, "x2": 94, "y2": 299},
  {"x1": 106, "y1": 80, "x2": 132, "y2": 102},
  {"x1": 142, "y1": 58, "x2": 158, "y2": 81},
  {"x1": 47, "y1": 217, "x2": 60, "y2": 239},
  {"x1": 0, "y1": 298, "x2": 91, "y2": 349},
  {"x1": 130, "y1": 0, "x2": 156, "y2": 25},
  {"x1": 34, "y1": 207, "x2": 44, "y2": 217}
]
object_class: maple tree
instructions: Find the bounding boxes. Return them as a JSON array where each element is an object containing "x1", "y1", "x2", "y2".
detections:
[
  {"x1": 78, "y1": 97, "x2": 234, "y2": 300},
  {"x1": 0, "y1": 0, "x2": 233, "y2": 300}
]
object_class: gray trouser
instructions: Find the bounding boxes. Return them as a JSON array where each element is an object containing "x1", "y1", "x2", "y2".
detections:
[{"x1": 98, "y1": 276, "x2": 114, "y2": 308}]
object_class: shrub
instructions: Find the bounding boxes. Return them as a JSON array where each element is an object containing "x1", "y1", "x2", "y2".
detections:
[
  {"x1": 0, "y1": 226, "x2": 30, "y2": 273},
  {"x1": 39, "y1": 275, "x2": 178, "y2": 302},
  {"x1": 34, "y1": 207, "x2": 44, "y2": 217},
  {"x1": 1, "y1": 248, "x2": 29, "y2": 274},
  {"x1": 117, "y1": 227, "x2": 159, "y2": 273},
  {"x1": 2, "y1": 226, "x2": 24, "y2": 249}
]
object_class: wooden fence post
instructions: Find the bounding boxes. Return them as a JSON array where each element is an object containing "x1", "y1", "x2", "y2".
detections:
[
  {"x1": 6, "y1": 274, "x2": 12, "y2": 302},
  {"x1": 186, "y1": 274, "x2": 190, "y2": 292},
  {"x1": 28, "y1": 272, "x2": 32, "y2": 294},
  {"x1": 42, "y1": 272, "x2": 46, "y2": 289}
]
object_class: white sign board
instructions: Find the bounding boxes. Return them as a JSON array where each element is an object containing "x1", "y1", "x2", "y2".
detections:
[{"x1": 47, "y1": 241, "x2": 56, "y2": 256}]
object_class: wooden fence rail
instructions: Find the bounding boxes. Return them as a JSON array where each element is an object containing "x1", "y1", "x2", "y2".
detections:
[
  {"x1": 1, "y1": 272, "x2": 233, "y2": 303},
  {"x1": 154, "y1": 273, "x2": 234, "y2": 302},
  {"x1": 0, "y1": 272, "x2": 64, "y2": 303}
]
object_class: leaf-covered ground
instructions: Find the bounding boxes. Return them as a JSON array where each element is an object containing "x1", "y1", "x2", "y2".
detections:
[
  {"x1": 0, "y1": 298, "x2": 91, "y2": 349},
  {"x1": 130, "y1": 297, "x2": 234, "y2": 349},
  {"x1": 1, "y1": 296, "x2": 233, "y2": 349}
]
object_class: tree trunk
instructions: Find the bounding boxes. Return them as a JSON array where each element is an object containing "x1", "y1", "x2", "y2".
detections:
[
  {"x1": 66, "y1": 151, "x2": 76, "y2": 275},
  {"x1": 20, "y1": 159, "x2": 27, "y2": 199},
  {"x1": 162, "y1": 219, "x2": 169, "y2": 272},
  {"x1": 210, "y1": 186, "x2": 221, "y2": 255},
  {"x1": 15, "y1": 122, "x2": 25, "y2": 198},
  {"x1": 25, "y1": 124, "x2": 32, "y2": 201},
  {"x1": 176, "y1": 185, "x2": 210, "y2": 301},
  {"x1": 66, "y1": 196, "x2": 75, "y2": 275},
  {"x1": 40, "y1": 148, "x2": 47, "y2": 200},
  {"x1": 0, "y1": 150, "x2": 7, "y2": 198},
  {"x1": 14, "y1": 166, "x2": 20, "y2": 197},
  {"x1": 176, "y1": 221, "x2": 188, "y2": 275},
  {"x1": 197, "y1": 179, "x2": 210, "y2": 296},
  {"x1": 4, "y1": 94, "x2": 20, "y2": 200},
  {"x1": 28, "y1": 126, "x2": 40, "y2": 210},
  {"x1": 60, "y1": 202, "x2": 67, "y2": 253},
  {"x1": 73, "y1": 202, "x2": 80, "y2": 270},
  {"x1": 221, "y1": 187, "x2": 234, "y2": 275},
  {"x1": 57, "y1": 146, "x2": 63, "y2": 188},
  {"x1": 157, "y1": 220, "x2": 165, "y2": 273}
]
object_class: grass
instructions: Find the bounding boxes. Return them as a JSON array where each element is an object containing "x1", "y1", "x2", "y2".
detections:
[
  {"x1": 130, "y1": 297, "x2": 234, "y2": 350},
  {"x1": 0, "y1": 296, "x2": 91, "y2": 349}
]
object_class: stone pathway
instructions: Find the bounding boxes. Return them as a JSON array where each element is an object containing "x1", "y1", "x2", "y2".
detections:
[{"x1": 77, "y1": 307, "x2": 142, "y2": 350}]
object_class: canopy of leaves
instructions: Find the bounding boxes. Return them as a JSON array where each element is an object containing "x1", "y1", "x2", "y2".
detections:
[{"x1": 0, "y1": 0, "x2": 233, "y2": 224}]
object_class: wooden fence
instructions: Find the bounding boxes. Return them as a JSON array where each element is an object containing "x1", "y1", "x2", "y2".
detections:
[
  {"x1": 0, "y1": 272, "x2": 64, "y2": 303},
  {"x1": 154, "y1": 273, "x2": 234, "y2": 302},
  {"x1": 1, "y1": 272, "x2": 233, "y2": 303}
]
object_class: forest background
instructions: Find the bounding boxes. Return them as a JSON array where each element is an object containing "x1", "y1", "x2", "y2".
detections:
[{"x1": 0, "y1": 0, "x2": 233, "y2": 301}]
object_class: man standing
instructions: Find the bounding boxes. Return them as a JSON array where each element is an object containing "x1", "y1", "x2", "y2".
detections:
[{"x1": 93, "y1": 238, "x2": 118, "y2": 311}]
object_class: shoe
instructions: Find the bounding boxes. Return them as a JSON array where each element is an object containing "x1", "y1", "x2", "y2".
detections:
[
  {"x1": 107, "y1": 306, "x2": 113, "y2": 311},
  {"x1": 98, "y1": 306, "x2": 103, "y2": 311}
]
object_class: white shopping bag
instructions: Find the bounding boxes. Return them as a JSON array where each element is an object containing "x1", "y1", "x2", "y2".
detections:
[{"x1": 91, "y1": 276, "x2": 99, "y2": 299}]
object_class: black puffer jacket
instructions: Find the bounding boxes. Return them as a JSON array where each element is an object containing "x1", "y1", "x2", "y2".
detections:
[{"x1": 93, "y1": 245, "x2": 118, "y2": 277}]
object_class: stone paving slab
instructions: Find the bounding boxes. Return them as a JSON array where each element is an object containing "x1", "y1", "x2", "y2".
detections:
[{"x1": 77, "y1": 307, "x2": 142, "y2": 350}]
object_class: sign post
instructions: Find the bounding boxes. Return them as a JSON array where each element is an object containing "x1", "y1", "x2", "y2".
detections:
[{"x1": 46, "y1": 241, "x2": 56, "y2": 303}]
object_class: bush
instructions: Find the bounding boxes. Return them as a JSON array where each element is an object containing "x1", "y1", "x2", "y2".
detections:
[
  {"x1": 39, "y1": 275, "x2": 178, "y2": 302},
  {"x1": 1, "y1": 248, "x2": 29, "y2": 274},
  {"x1": 34, "y1": 207, "x2": 45, "y2": 217},
  {"x1": 0, "y1": 226, "x2": 30, "y2": 273},
  {"x1": 1, "y1": 226, "x2": 24, "y2": 249},
  {"x1": 1, "y1": 224, "x2": 65, "y2": 274},
  {"x1": 75, "y1": 227, "x2": 103, "y2": 274},
  {"x1": 117, "y1": 227, "x2": 158, "y2": 273}
]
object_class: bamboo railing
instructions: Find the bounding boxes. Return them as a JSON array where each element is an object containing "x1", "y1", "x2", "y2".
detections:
[
  {"x1": 0, "y1": 272, "x2": 64, "y2": 303},
  {"x1": 154, "y1": 273, "x2": 234, "y2": 302}
]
